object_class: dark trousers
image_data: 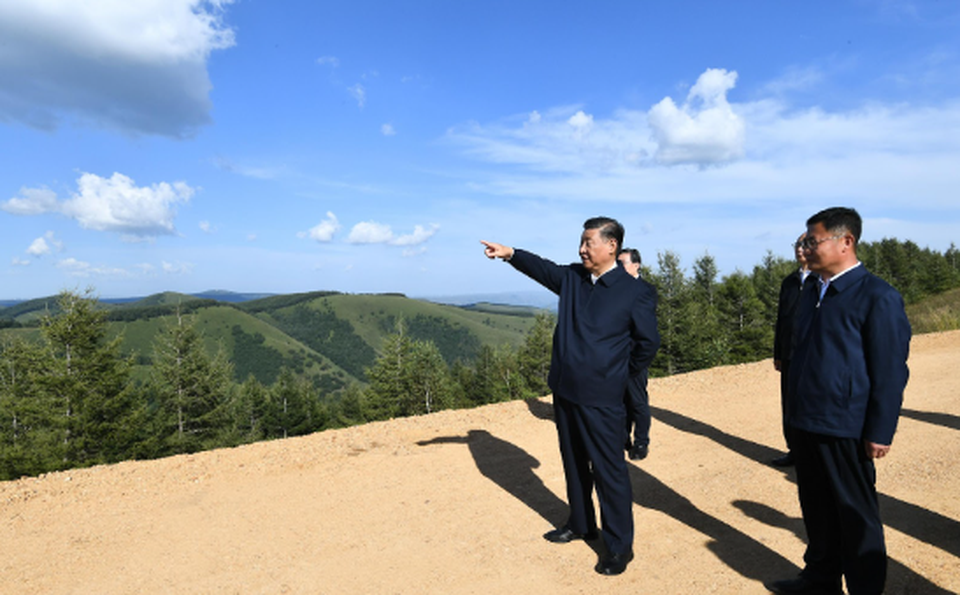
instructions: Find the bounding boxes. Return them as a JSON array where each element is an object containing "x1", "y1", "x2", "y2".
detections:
[
  {"x1": 624, "y1": 369, "x2": 650, "y2": 447},
  {"x1": 553, "y1": 395, "x2": 634, "y2": 554},
  {"x1": 793, "y1": 429, "x2": 886, "y2": 595},
  {"x1": 779, "y1": 360, "x2": 793, "y2": 451}
]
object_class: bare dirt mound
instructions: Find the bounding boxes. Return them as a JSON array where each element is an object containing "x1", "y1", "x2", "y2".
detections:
[{"x1": 3, "y1": 331, "x2": 958, "y2": 594}]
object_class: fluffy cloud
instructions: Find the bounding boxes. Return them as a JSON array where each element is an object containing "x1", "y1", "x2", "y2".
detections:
[
  {"x1": 2, "y1": 187, "x2": 59, "y2": 215},
  {"x1": 0, "y1": 0, "x2": 236, "y2": 137},
  {"x1": 392, "y1": 224, "x2": 439, "y2": 246},
  {"x1": 26, "y1": 231, "x2": 63, "y2": 256},
  {"x1": 64, "y1": 172, "x2": 194, "y2": 235},
  {"x1": 381, "y1": 123, "x2": 396, "y2": 136},
  {"x1": 347, "y1": 221, "x2": 439, "y2": 247},
  {"x1": 299, "y1": 212, "x2": 341, "y2": 242},
  {"x1": 348, "y1": 221, "x2": 394, "y2": 244},
  {"x1": 3, "y1": 172, "x2": 194, "y2": 237},
  {"x1": 647, "y1": 68, "x2": 745, "y2": 166}
]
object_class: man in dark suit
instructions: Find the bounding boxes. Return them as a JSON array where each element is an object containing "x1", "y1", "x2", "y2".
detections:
[
  {"x1": 481, "y1": 217, "x2": 660, "y2": 576},
  {"x1": 766, "y1": 208, "x2": 911, "y2": 595},
  {"x1": 618, "y1": 247, "x2": 653, "y2": 461},
  {"x1": 770, "y1": 233, "x2": 813, "y2": 467}
]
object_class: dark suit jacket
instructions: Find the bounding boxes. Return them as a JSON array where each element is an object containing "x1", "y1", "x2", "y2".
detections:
[
  {"x1": 787, "y1": 265, "x2": 911, "y2": 445},
  {"x1": 509, "y1": 249, "x2": 660, "y2": 407},
  {"x1": 773, "y1": 269, "x2": 809, "y2": 363}
]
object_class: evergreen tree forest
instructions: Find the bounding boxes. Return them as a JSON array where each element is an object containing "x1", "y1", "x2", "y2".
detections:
[{"x1": 1, "y1": 238, "x2": 957, "y2": 480}]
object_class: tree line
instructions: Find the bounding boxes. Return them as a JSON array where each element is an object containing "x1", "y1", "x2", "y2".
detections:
[
  {"x1": 0, "y1": 290, "x2": 555, "y2": 481},
  {"x1": 1, "y1": 238, "x2": 956, "y2": 480}
]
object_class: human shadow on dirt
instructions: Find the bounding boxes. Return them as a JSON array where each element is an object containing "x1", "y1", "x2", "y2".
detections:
[
  {"x1": 524, "y1": 397, "x2": 554, "y2": 421},
  {"x1": 655, "y1": 407, "x2": 960, "y2": 562},
  {"x1": 900, "y1": 408, "x2": 960, "y2": 431},
  {"x1": 734, "y1": 500, "x2": 955, "y2": 595},
  {"x1": 651, "y1": 405, "x2": 787, "y2": 471},
  {"x1": 416, "y1": 429, "x2": 591, "y2": 542},
  {"x1": 627, "y1": 463, "x2": 799, "y2": 585}
]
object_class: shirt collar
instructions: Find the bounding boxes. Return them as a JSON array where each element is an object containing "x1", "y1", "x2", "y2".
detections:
[
  {"x1": 818, "y1": 261, "x2": 862, "y2": 285},
  {"x1": 590, "y1": 261, "x2": 619, "y2": 284}
]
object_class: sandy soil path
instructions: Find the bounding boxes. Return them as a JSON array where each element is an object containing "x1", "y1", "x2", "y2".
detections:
[{"x1": 2, "y1": 331, "x2": 958, "y2": 594}]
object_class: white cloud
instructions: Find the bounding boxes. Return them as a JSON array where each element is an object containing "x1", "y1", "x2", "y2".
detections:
[
  {"x1": 381, "y1": 123, "x2": 396, "y2": 136},
  {"x1": 300, "y1": 212, "x2": 340, "y2": 242},
  {"x1": 317, "y1": 55, "x2": 340, "y2": 68},
  {"x1": 0, "y1": 0, "x2": 236, "y2": 137},
  {"x1": 7, "y1": 173, "x2": 194, "y2": 238},
  {"x1": 4, "y1": 173, "x2": 195, "y2": 238},
  {"x1": 199, "y1": 221, "x2": 215, "y2": 233},
  {"x1": 59, "y1": 172, "x2": 194, "y2": 236},
  {"x1": 2, "y1": 187, "x2": 59, "y2": 215},
  {"x1": 161, "y1": 261, "x2": 194, "y2": 275},
  {"x1": 346, "y1": 221, "x2": 440, "y2": 247},
  {"x1": 26, "y1": 237, "x2": 50, "y2": 256},
  {"x1": 445, "y1": 67, "x2": 960, "y2": 212},
  {"x1": 246, "y1": 233, "x2": 257, "y2": 241},
  {"x1": 11, "y1": 257, "x2": 30, "y2": 267},
  {"x1": 56, "y1": 257, "x2": 130, "y2": 278},
  {"x1": 348, "y1": 221, "x2": 393, "y2": 244},
  {"x1": 349, "y1": 83, "x2": 366, "y2": 108},
  {"x1": 647, "y1": 68, "x2": 746, "y2": 166},
  {"x1": 392, "y1": 224, "x2": 439, "y2": 246},
  {"x1": 26, "y1": 231, "x2": 62, "y2": 256}
]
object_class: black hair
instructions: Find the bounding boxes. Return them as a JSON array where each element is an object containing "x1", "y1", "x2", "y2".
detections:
[
  {"x1": 618, "y1": 247, "x2": 642, "y2": 266},
  {"x1": 583, "y1": 216, "x2": 624, "y2": 251},
  {"x1": 807, "y1": 207, "x2": 862, "y2": 244}
]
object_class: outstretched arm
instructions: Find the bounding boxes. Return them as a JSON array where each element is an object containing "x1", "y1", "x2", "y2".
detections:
[{"x1": 481, "y1": 240, "x2": 515, "y2": 261}]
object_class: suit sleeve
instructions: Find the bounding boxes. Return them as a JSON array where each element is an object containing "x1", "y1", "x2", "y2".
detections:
[
  {"x1": 629, "y1": 282, "x2": 660, "y2": 373},
  {"x1": 861, "y1": 286, "x2": 912, "y2": 445},
  {"x1": 773, "y1": 276, "x2": 791, "y2": 360},
  {"x1": 508, "y1": 248, "x2": 567, "y2": 295}
]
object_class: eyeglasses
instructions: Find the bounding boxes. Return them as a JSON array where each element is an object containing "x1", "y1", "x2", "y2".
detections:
[{"x1": 796, "y1": 234, "x2": 844, "y2": 250}]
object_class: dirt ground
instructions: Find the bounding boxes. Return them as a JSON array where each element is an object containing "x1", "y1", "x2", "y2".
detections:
[{"x1": 2, "y1": 331, "x2": 958, "y2": 595}]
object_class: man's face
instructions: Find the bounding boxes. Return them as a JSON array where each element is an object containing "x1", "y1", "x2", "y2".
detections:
[
  {"x1": 579, "y1": 228, "x2": 616, "y2": 275},
  {"x1": 618, "y1": 253, "x2": 640, "y2": 278},
  {"x1": 803, "y1": 222, "x2": 848, "y2": 275},
  {"x1": 795, "y1": 233, "x2": 807, "y2": 266}
]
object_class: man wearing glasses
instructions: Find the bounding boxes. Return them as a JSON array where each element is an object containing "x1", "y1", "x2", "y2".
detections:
[{"x1": 766, "y1": 207, "x2": 911, "y2": 595}]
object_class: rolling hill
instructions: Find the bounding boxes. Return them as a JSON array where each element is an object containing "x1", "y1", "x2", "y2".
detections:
[{"x1": 0, "y1": 290, "x2": 545, "y2": 390}]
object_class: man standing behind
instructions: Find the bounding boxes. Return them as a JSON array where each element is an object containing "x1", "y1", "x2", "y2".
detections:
[
  {"x1": 481, "y1": 217, "x2": 659, "y2": 576},
  {"x1": 770, "y1": 233, "x2": 813, "y2": 468},
  {"x1": 618, "y1": 247, "x2": 653, "y2": 461},
  {"x1": 766, "y1": 208, "x2": 911, "y2": 595}
]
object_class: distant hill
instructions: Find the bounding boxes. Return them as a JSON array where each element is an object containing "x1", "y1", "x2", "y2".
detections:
[
  {"x1": 0, "y1": 290, "x2": 543, "y2": 391},
  {"x1": 417, "y1": 290, "x2": 557, "y2": 310}
]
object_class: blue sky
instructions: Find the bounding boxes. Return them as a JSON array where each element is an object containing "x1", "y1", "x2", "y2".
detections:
[{"x1": 2, "y1": 0, "x2": 959, "y2": 302}]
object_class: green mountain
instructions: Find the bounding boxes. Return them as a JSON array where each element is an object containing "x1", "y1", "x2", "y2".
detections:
[{"x1": 1, "y1": 291, "x2": 543, "y2": 392}]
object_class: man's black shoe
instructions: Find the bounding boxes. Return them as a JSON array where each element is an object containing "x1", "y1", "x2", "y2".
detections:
[
  {"x1": 628, "y1": 444, "x2": 648, "y2": 461},
  {"x1": 764, "y1": 576, "x2": 843, "y2": 595},
  {"x1": 595, "y1": 550, "x2": 634, "y2": 575},
  {"x1": 543, "y1": 526, "x2": 599, "y2": 543},
  {"x1": 771, "y1": 452, "x2": 795, "y2": 467}
]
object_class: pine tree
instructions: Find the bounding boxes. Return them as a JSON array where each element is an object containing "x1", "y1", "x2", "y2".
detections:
[
  {"x1": 150, "y1": 309, "x2": 233, "y2": 454},
  {"x1": 0, "y1": 339, "x2": 60, "y2": 478},
  {"x1": 517, "y1": 312, "x2": 554, "y2": 396},
  {"x1": 651, "y1": 251, "x2": 691, "y2": 375},
  {"x1": 38, "y1": 289, "x2": 136, "y2": 467}
]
